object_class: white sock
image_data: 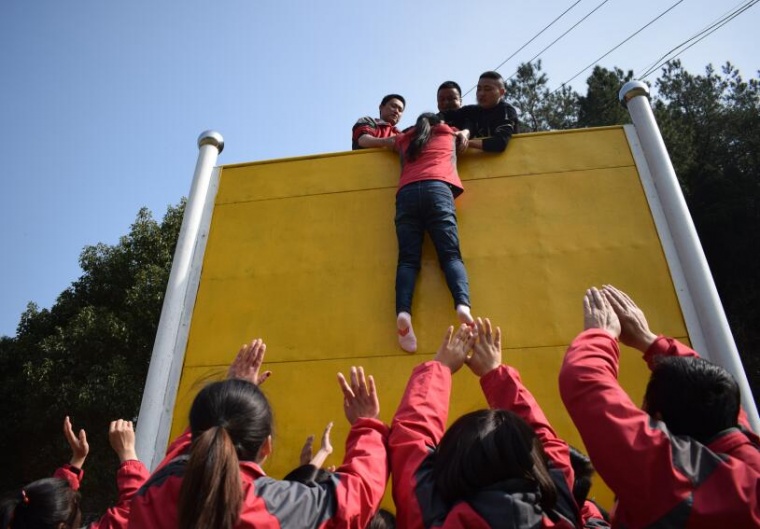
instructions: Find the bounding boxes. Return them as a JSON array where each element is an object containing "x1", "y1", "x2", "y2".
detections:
[
  {"x1": 397, "y1": 312, "x2": 417, "y2": 353},
  {"x1": 456, "y1": 304, "x2": 474, "y2": 325}
]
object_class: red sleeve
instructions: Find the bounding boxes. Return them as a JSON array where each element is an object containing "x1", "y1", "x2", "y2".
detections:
[
  {"x1": 329, "y1": 417, "x2": 390, "y2": 529},
  {"x1": 480, "y1": 365, "x2": 574, "y2": 493},
  {"x1": 643, "y1": 335, "x2": 698, "y2": 367},
  {"x1": 352, "y1": 117, "x2": 378, "y2": 144},
  {"x1": 53, "y1": 464, "x2": 83, "y2": 490},
  {"x1": 89, "y1": 460, "x2": 150, "y2": 529},
  {"x1": 389, "y1": 361, "x2": 452, "y2": 529},
  {"x1": 559, "y1": 329, "x2": 692, "y2": 526}
]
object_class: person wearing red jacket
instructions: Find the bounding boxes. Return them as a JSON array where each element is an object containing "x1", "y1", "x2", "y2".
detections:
[
  {"x1": 391, "y1": 112, "x2": 473, "y2": 353},
  {"x1": 559, "y1": 285, "x2": 760, "y2": 528},
  {"x1": 389, "y1": 319, "x2": 580, "y2": 529},
  {"x1": 0, "y1": 417, "x2": 148, "y2": 529},
  {"x1": 128, "y1": 338, "x2": 389, "y2": 529}
]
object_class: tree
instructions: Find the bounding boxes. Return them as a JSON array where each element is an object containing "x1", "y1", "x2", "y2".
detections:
[
  {"x1": 577, "y1": 65, "x2": 634, "y2": 127},
  {"x1": 506, "y1": 60, "x2": 579, "y2": 132},
  {"x1": 0, "y1": 200, "x2": 184, "y2": 518},
  {"x1": 652, "y1": 61, "x2": 760, "y2": 397}
]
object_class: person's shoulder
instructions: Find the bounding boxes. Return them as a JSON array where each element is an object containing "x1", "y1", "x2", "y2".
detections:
[
  {"x1": 498, "y1": 100, "x2": 519, "y2": 118},
  {"x1": 353, "y1": 116, "x2": 379, "y2": 128}
]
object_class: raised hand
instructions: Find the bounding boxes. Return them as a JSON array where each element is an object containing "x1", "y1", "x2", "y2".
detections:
[
  {"x1": 63, "y1": 416, "x2": 89, "y2": 469},
  {"x1": 109, "y1": 419, "x2": 138, "y2": 463},
  {"x1": 584, "y1": 287, "x2": 621, "y2": 339},
  {"x1": 602, "y1": 285, "x2": 657, "y2": 352},
  {"x1": 434, "y1": 324, "x2": 476, "y2": 373},
  {"x1": 337, "y1": 367, "x2": 379, "y2": 425},
  {"x1": 466, "y1": 317, "x2": 503, "y2": 377},
  {"x1": 227, "y1": 338, "x2": 272, "y2": 385}
]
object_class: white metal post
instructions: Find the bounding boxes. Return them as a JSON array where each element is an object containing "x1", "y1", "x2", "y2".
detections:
[
  {"x1": 135, "y1": 130, "x2": 224, "y2": 469},
  {"x1": 620, "y1": 81, "x2": 759, "y2": 431}
]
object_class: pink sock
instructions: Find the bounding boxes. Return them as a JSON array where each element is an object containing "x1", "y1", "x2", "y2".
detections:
[{"x1": 397, "y1": 312, "x2": 417, "y2": 353}]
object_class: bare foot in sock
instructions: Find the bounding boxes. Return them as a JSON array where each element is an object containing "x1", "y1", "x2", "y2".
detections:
[
  {"x1": 397, "y1": 312, "x2": 417, "y2": 353},
  {"x1": 456, "y1": 305, "x2": 474, "y2": 325}
]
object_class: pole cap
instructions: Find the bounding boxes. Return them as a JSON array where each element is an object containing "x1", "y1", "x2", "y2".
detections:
[
  {"x1": 197, "y1": 130, "x2": 224, "y2": 154},
  {"x1": 619, "y1": 81, "x2": 650, "y2": 108}
]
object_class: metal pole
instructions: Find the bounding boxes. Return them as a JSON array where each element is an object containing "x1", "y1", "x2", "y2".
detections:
[
  {"x1": 620, "y1": 81, "x2": 759, "y2": 431},
  {"x1": 135, "y1": 130, "x2": 224, "y2": 469}
]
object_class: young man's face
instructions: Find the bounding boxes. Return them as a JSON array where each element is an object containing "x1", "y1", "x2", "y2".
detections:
[
  {"x1": 437, "y1": 88, "x2": 462, "y2": 112},
  {"x1": 476, "y1": 78, "x2": 505, "y2": 109},
  {"x1": 379, "y1": 98, "x2": 404, "y2": 125}
]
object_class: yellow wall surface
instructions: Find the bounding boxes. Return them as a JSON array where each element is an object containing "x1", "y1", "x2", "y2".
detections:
[{"x1": 170, "y1": 126, "x2": 688, "y2": 510}]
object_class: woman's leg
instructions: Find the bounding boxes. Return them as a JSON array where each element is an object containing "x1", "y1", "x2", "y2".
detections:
[
  {"x1": 395, "y1": 185, "x2": 425, "y2": 351},
  {"x1": 423, "y1": 181, "x2": 472, "y2": 322}
]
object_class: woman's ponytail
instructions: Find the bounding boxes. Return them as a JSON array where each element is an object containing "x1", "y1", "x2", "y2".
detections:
[
  {"x1": 178, "y1": 426, "x2": 243, "y2": 529},
  {"x1": 406, "y1": 112, "x2": 444, "y2": 162}
]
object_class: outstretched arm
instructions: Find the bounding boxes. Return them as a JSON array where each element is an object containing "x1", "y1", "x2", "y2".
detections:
[
  {"x1": 389, "y1": 325, "x2": 475, "y2": 529},
  {"x1": 90, "y1": 419, "x2": 150, "y2": 529},
  {"x1": 332, "y1": 366, "x2": 388, "y2": 529},
  {"x1": 468, "y1": 318, "x2": 574, "y2": 491}
]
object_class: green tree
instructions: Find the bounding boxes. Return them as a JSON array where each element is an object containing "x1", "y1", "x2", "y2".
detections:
[
  {"x1": 506, "y1": 60, "x2": 579, "y2": 132},
  {"x1": 0, "y1": 200, "x2": 184, "y2": 518},
  {"x1": 652, "y1": 61, "x2": 760, "y2": 396},
  {"x1": 577, "y1": 65, "x2": 634, "y2": 127}
]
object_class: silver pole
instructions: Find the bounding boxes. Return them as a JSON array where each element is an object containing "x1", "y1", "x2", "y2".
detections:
[
  {"x1": 135, "y1": 130, "x2": 224, "y2": 469},
  {"x1": 620, "y1": 81, "x2": 759, "y2": 431}
]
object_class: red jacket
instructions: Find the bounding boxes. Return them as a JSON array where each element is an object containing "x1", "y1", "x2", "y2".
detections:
[
  {"x1": 127, "y1": 418, "x2": 389, "y2": 529},
  {"x1": 352, "y1": 116, "x2": 400, "y2": 150},
  {"x1": 54, "y1": 460, "x2": 149, "y2": 529},
  {"x1": 389, "y1": 361, "x2": 579, "y2": 529},
  {"x1": 559, "y1": 330, "x2": 760, "y2": 528},
  {"x1": 393, "y1": 124, "x2": 464, "y2": 196}
]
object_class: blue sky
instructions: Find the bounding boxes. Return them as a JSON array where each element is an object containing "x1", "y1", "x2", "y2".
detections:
[{"x1": 1, "y1": 0, "x2": 757, "y2": 337}]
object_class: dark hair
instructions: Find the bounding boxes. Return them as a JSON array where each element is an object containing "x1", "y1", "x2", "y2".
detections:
[
  {"x1": 405, "y1": 112, "x2": 444, "y2": 162},
  {"x1": 380, "y1": 94, "x2": 406, "y2": 108},
  {"x1": 366, "y1": 508, "x2": 396, "y2": 529},
  {"x1": 437, "y1": 81, "x2": 461, "y2": 96},
  {"x1": 178, "y1": 379, "x2": 273, "y2": 529},
  {"x1": 0, "y1": 478, "x2": 80, "y2": 529},
  {"x1": 479, "y1": 70, "x2": 505, "y2": 89},
  {"x1": 433, "y1": 409, "x2": 557, "y2": 511},
  {"x1": 568, "y1": 446, "x2": 594, "y2": 507},
  {"x1": 644, "y1": 356, "x2": 739, "y2": 443}
]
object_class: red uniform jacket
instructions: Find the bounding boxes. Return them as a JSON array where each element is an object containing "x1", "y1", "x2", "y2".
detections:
[
  {"x1": 54, "y1": 460, "x2": 149, "y2": 529},
  {"x1": 559, "y1": 330, "x2": 760, "y2": 528},
  {"x1": 393, "y1": 124, "x2": 464, "y2": 196},
  {"x1": 127, "y1": 418, "x2": 389, "y2": 529},
  {"x1": 389, "y1": 361, "x2": 579, "y2": 529}
]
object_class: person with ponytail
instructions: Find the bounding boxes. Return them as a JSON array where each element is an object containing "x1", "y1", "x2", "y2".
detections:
[
  {"x1": 391, "y1": 112, "x2": 473, "y2": 353},
  {"x1": 389, "y1": 319, "x2": 581, "y2": 529},
  {"x1": 0, "y1": 417, "x2": 148, "y2": 529},
  {"x1": 128, "y1": 338, "x2": 389, "y2": 529}
]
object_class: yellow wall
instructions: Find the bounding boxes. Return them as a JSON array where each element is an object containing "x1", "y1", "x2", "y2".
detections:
[{"x1": 170, "y1": 126, "x2": 687, "y2": 510}]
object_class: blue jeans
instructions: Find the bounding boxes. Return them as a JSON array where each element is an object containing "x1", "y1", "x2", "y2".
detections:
[{"x1": 395, "y1": 180, "x2": 470, "y2": 314}]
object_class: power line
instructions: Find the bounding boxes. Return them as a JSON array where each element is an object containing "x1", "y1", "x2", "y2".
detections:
[
  {"x1": 555, "y1": 0, "x2": 686, "y2": 90},
  {"x1": 462, "y1": 0, "x2": 583, "y2": 98},
  {"x1": 637, "y1": 0, "x2": 759, "y2": 80},
  {"x1": 504, "y1": 0, "x2": 613, "y2": 82}
]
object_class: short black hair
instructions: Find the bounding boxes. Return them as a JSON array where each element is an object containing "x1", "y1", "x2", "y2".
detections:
[
  {"x1": 645, "y1": 356, "x2": 740, "y2": 443},
  {"x1": 380, "y1": 94, "x2": 405, "y2": 108},
  {"x1": 367, "y1": 509, "x2": 396, "y2": 529},
  {"x1": 479, "y1": 71, "x2": 505, "y2": 89},
  {"x1": 437, "y1": 81, "x2": 461, "y2": 96}
]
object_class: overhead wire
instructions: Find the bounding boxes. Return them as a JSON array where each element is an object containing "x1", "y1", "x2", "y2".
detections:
[
  {"x1": 555, "y1": 0, "x2": 686, "y2": 91},
  {"x1": 637, "y1": 0, "x2": 759, "y2": 80},
  {"x1": 461, "y1": 0, "x2": 584, "y2": 98}
]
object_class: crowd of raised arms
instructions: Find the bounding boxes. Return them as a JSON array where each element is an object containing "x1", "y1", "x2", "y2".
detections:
[
  {"x1": 3, "y1": 72, "x2": 758, "y2": 529},
  {"x1": 2, "y1": 286, "x2": 758, "y2": 528}
]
